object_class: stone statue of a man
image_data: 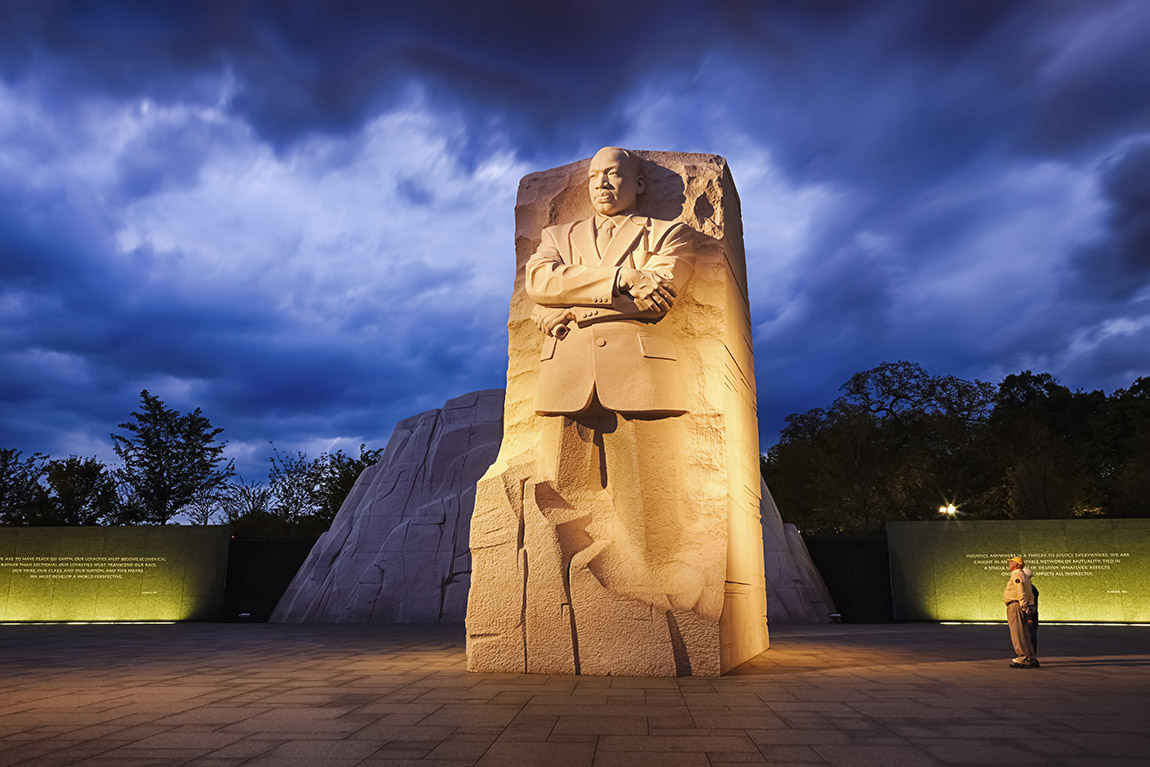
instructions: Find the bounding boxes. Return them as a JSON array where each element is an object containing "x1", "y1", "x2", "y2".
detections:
[
  {"x1": 526, "y1": 146, "x2": 695, "y2": 414},
  {"x1": 522, "y1": 147, "x2": 706, "y2": 618},
  {"x1": 467, "y1": 146, "x2": 768, "y2": 676}
]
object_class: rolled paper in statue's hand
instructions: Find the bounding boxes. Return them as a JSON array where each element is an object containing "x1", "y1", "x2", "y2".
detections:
[{"x1": 552, "y1": 323, "x2": 570, "y2": 340}]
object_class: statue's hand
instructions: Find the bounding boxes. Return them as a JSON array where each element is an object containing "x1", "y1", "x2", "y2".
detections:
[
  {"x1": 531, "y1": 305, "x2": 575, "y2": 337},
  {"x1": 618, "y1": 268, "x2": 676, "y2": 312}
]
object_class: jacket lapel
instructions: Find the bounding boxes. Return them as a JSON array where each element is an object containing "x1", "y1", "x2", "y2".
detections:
[
  {"x1": 604, "y1": 216, "x2": 648, "y2": 267},
  {"x1": 571, "y1": 218, "x2": 598, "y2": 265}
]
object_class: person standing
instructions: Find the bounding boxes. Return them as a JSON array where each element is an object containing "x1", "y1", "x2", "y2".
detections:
[
  {"x1": 1004, "y1": 556, "x2": 1039, "y2": 668},
  {"x1": 1022, "y1": 565, "x2": 1039, "y2": 652}
]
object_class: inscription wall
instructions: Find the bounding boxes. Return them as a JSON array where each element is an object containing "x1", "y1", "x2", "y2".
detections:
[
  {"x1": 888, "y1": 519, "x2": 1149, "y2": 623},
  {"x1": 0, "y1": 526, "x2": 230, "y2": 621}
]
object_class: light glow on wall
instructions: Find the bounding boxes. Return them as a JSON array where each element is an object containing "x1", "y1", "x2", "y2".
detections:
[
  {"x1": 888, "y1": 519, "x2": 1149, "y2": 623},
  {"x1": 0, "y1": 526, "x2": 230, "y2": 622}
]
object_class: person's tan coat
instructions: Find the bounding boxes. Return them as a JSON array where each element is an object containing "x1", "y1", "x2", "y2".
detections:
[{"x1": 1003, "y1": 567, "x2": 1035, "y2": 608}]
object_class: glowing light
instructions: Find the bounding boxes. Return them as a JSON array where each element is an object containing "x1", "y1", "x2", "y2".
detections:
[
  {"x1": 940, "y1": 621, "x2": 1149, "y2": 627},
  {"x1": 0, "y1": 621, "x2": 177, "y2": 626},
  {"x1": 938, "y1": 503, "x2": 957, "y2": 516}
]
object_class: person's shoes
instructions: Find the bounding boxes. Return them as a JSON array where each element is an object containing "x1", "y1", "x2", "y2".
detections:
[{"x1": 1010, "y1": 660, "x2": 1040, "y2": 669}]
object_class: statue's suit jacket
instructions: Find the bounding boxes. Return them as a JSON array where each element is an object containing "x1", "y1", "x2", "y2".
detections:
[{"x1": 525, "y1": 214, "x2": 695, "y2": 415}]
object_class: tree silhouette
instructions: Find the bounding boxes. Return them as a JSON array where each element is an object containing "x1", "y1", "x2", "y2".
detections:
[
  {"x1": 111, "y1": 390, "x2": 234, "y2": 524},
  {"x1": 0, "y1": 449, "x2": 49, "y2": 525},
  {"x1": 43, "y1": 456, "x2": 119, "y2": 525}
]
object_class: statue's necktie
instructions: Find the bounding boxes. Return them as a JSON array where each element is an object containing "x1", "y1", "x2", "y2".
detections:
[{"x1": 596, "y1": 219, "x2": 615, "y2": 256}]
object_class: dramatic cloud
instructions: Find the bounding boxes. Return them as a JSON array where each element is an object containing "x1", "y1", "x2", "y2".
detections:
[
  {"x1": 1073, "y1": 140, "x2": 1150, "y2": 298},
  {"x1": 1, "y1": 0, "x2": 1148, "y2": 479}
]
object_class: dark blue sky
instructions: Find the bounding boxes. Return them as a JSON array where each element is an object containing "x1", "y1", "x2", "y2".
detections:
[{"x1": 2, "y1": 0, "x2": 1149, "y2": 479}]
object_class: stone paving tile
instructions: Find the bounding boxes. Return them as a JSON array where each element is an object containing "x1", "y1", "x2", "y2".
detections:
[
  {"x1": 360, "y1": 760, "x2": 473, "y2": 767},
  {"x1": 493, "y1": 723, "x2": 555, "y2": 743},
  {"x1": 486, "y1": 691, "x2": 535, "y2": 705},
  {"x1": 1050, "y1": 731, "x2": 1150, "y2": 757},
  {"x1": 368, "y1": 739, "x2": 443, "y2": 759},
  {"x1": 71, "y1": 759, "x2": 196, "y2": 767},
  {"x1": 86, "y1": 746, "x2": 216, "y2": 762},
  {"x1": 647, "y1": 712, "x2": 695, "y2": 730},
  {"x1": 444, "y1": 731, "x2": 500, "y2": 744},
  {"x1": 131, "y1": 731, "x2": 241, "y2": 748},
  {"x1": 549, "y1": 733, "x2": 598, "y2": 744},
  {"x1": 373, "y1": 711, "x2": 434, "y2": 726},
  {"x1": 452, "y1": 725, "x2": 504, "y2": 737},
  {"x1": 242, "y1": 757, "x2": 365, "y2": 767},
  {"x1": 356, "y1": 702, "x2": 446, "y2": 715},
  {"x1": 599, "y1": 734, "x2": 759, "y2": 752},
  {"x1": 477, "y1": 742, "x2": 596, "y2": 766},
  {"x1": 0, "y1": 743, "x2": 108, "y2": 767},
  {"x1": 551, "y1": 714, "x2": 647, "y2": 735},
  {"x1": 593, "y1": 753, "x2": 709, "y2": 766},
  {"x1": 682, "y1": 692, "x2": 765, "y2": 707},
  {"x1": 0, "y1": 623, "x2": 1146, "y2": 767},
  {"x1": 755, "y1": 744, "x2": 829, "y2": 763},
  {"x1": 199, "y1": 737, "x2": 282, "y2": 759},
  {"x1": 909, "y1": 738, "x2": 1046, "y2": 765},
  {"x1": 346, "y1": 723, "x2": 458, "y2": 741},
  {"x1": 747, "y1": 729, "x2": 851, "y2": 745},
  {"x1": 0, "y1": 740, "x2": 74, "y2": 763},
  {"x1": 811, "y1": 743, "x2": 941, "y2": 766},
  {"x1": 524, "y1": 702, "x2": 685, "y2": 717},
  {"x1": 708, "y1": 753, "x2": 770, "y2": 764},
  {"x1": 689, "y1": 707, "x2": 788, "y2": 729},
  {"x1": 259, "y1": 738, "x2": 386, "y2": 758},
  {"x1": 220, "y1": 718, "x2": 367, "y2": 737},
  {"x1": 420, "y1": 704, "x2": 524, "y2": 727},
  {"x1": 773, "y1": 712, "x2": 834, "y2": 730},
  {"x1": 423, "y1": 738, "x2": 494, "y2": 760}
]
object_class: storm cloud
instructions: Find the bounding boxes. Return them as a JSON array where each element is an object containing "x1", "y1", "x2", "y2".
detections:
[{"x1": 1, "y1": 0, "x2": 1148, "y2": 477}]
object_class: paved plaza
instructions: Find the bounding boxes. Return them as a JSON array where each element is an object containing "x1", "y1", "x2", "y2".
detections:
[{"x1": 0, "y1": 621, "x2": 1147, "y2": 766}]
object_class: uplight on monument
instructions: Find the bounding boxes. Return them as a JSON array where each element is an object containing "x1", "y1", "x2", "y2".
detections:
[{"x1": 466, "y1": 148, "x2": 769, "y2": 676}]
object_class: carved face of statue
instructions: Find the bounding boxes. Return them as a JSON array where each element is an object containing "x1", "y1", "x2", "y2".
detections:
[{"x1": 588, "y1": 147, "x2": 645, "y2": 216}]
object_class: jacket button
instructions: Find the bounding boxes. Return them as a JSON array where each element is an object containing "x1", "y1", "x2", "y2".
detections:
[{"x1": 595, "y1": 338, "x2": 607, "y2": 347}]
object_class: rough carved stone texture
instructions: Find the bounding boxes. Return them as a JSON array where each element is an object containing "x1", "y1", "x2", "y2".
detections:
[
  {"x1": 270, "y1": 389, "x2": 503, "y2": 624},
  {"x1": 271, "y1": 387, "x2": 832, "y2": 632},
  {"x1": 467, "y1": 151, "x2": 768, "y2": 676},
  {"x1": 760, "y1": 479, "x2": 837, "y2": 623}
]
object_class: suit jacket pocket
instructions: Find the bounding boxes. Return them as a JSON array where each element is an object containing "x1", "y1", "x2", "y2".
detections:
[
  {"x1": 540, "y1": 334, "x2": 557, "y2": 361},
  {"x1": 638, "y1": 333, "x2": 677, "y2": 360}
]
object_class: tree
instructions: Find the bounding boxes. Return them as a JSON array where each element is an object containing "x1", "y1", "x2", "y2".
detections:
[
  {"x1": 185, "y1": 492, "x2": 224, "y2": 525},
  {"x1": 268, "y1": 446, "x2": 319, "y2": 525},
  {"x1": 267, "y1": 443, "x2": 382, "y2": 535},
  {"x1": 313, "y1": 445, "x2": 383, "y2": 522},
  {"x1": 222, "y1": 476, "x2": 274, "y2": 523},
  {"x1": 0, "y1": 449, "x2": 49, "y2": 525},
  {"x1": 111, "y1": 390, "x2": 235, "y2": 524},
  {"x1": 1095, "y1": 376, "x2": 1150, "y2": 517},
  {"x1": 763, "y1": 362, "x2": 995, "y2": 534},
  {"x1": 267, "y1": 443, "x2": 383, "y2": 525},
  {"x1": 42, "y1": 456, "x2": 119, "y2": 525},
  {"x1": 765, "y1": 364, "x2": 1150, "y2": 533},
  {"x1": 984, "y1": 372, "x2": 1105, "y2": 518}
]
